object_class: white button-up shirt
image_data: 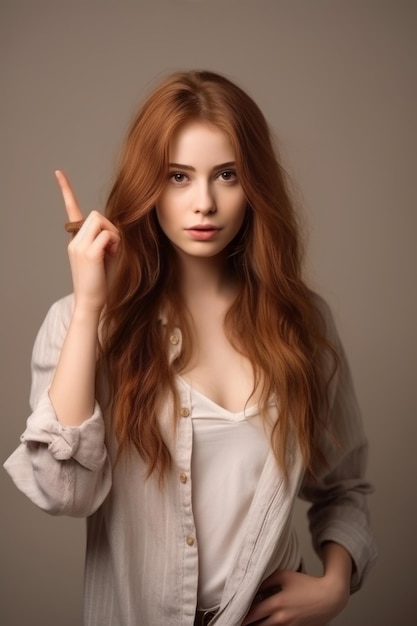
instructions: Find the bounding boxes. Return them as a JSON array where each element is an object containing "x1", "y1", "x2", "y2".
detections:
[{"x1": 4, "y1": 295, "x2": 378, "y2": 625}]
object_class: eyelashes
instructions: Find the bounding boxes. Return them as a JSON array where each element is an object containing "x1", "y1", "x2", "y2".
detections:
[
  {"x1": 170, "y1": 172, "x2": 187, "y2": 183},
  {"x1": 217, "y1": 170, "x2": 237, "y2": 182},
  {"x1": 169, "y1": 170, "x2": 238, "y2": 184}
]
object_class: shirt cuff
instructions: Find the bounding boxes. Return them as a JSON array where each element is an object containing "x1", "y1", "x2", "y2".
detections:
[
  {"x1": 20, "y1": 389, "x2": 106, "y2": 471},
  {"x1": 312, "y1": 518, "x2": 379, "y2": 593}
]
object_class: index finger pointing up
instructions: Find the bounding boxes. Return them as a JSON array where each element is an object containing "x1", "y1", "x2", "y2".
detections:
[{"x1": 54, "y1": 169, "x2": 84, "y2": 222}]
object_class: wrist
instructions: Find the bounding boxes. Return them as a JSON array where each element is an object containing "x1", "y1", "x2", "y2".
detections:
[
  {"x1": 322, "y1": 568, "x2": 350, "y2": 597},
  {"x1": 72, "y1": 301, "x2": 103, "y2": 322},
  {"x1": 319, "y1": 572, "x2": 350, "y2": 618}
]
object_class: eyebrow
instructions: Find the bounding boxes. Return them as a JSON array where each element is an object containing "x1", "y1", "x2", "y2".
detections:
[{"x1": 168, "y1": 161, "x2": 236, "y2": 172}]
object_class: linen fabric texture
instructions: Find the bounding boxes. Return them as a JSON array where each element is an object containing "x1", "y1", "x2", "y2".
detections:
[{"x1": 4, "y1": 294, "x2": 378, "y2": 626}]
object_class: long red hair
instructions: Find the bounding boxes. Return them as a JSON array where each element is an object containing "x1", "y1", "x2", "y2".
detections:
[{"x1": 100, "y1": 70, "x2": 337, "y2": 478}]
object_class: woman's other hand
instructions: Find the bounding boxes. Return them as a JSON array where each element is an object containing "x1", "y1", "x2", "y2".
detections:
[{"x1": 242, "y1": 568, "x2": 350, "y2": 626}]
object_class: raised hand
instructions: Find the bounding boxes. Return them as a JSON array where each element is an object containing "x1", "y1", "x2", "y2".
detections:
[{"x1": 55, "y1": 170, "x2": 121, "y2": 314}]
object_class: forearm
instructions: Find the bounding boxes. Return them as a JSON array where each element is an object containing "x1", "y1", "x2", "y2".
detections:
[
  {"x1": 49, "y1": 307, "x2": 101, "y2": 426},
  {"x1": 49, "y1": 171, "x2": 120, "y2": 427},
  {"x1": 321, "y1": 541, "x2": 352, "y2": 595}
]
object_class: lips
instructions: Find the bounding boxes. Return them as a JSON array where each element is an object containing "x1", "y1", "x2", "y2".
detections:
[{"x1": 185, "y1": 225, "x2": 221, "y2": 241}]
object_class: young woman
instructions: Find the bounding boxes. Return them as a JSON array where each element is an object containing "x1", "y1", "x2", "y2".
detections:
[{"x1": 4, "y1": 70, "x2": 377, "y2": 626}]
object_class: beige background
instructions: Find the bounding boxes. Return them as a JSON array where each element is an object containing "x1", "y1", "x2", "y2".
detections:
[{"x1": 1, "y1": 1, "x2": 416, "y2": 624}]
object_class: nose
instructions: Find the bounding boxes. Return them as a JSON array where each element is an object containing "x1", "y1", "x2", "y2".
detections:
[{"x1": 194, "y1": 180, "x2": 216, "y2": 215}]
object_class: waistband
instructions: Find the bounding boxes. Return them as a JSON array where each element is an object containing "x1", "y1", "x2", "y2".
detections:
[
  {"x1": 194, "y1": 561, "x2": 304, "y2": 625},
  {"x1": 194, "y1": 608, "x2": 218, "y2": 626}
]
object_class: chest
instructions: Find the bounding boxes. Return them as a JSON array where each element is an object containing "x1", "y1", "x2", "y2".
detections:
[{"x1": 179, "y1": 311, "x2": 261, "y2": 414}]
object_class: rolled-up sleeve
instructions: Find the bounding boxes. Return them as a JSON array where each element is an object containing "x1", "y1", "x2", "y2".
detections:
[
  {"x1": 299, "y1": 299, "x2": 378, "y2": 592},
  {"x1": 3, "y1": 296, "x2": 112, "y2": 517}
]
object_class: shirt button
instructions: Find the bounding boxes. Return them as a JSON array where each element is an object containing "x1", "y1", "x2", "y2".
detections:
[
  {"x1": 186, "y1": 536, "x2": 195, "y2": 547},
  {"x1": 169, "y1": 334, "x2": 179, "y2": 345},
  {"x1": 179, "y1": 473, "x2": 187, "y2": 484},
  {"x1": 180, "y1": 407, "x2": 190, "y2": 418}
]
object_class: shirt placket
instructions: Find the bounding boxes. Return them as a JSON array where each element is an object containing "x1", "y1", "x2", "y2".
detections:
[{"x1": 169, "y1": 329, "x2": 199, "y2": 624}]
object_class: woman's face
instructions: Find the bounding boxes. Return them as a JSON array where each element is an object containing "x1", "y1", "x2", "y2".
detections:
[{"x1": 155, "y1": 121, "x2": 247, "y2": 261}]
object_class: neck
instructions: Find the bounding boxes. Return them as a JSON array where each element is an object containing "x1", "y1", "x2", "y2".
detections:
[{"x1": 175, "y1": 251, "x2": 237, "y2": 303}]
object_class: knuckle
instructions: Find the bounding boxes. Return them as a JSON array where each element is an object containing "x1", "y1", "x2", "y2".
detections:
[{"x1": 90, "y1": 209, "x2": 102, "y2": 221}]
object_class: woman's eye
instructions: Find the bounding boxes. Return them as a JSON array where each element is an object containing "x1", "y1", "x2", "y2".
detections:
[
  {"x1": 170, "y1": 173, "x2": 187, "y2": 183},
  {"x1": 218, "y1": 170, "x2": 237, "y2": 182}
]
